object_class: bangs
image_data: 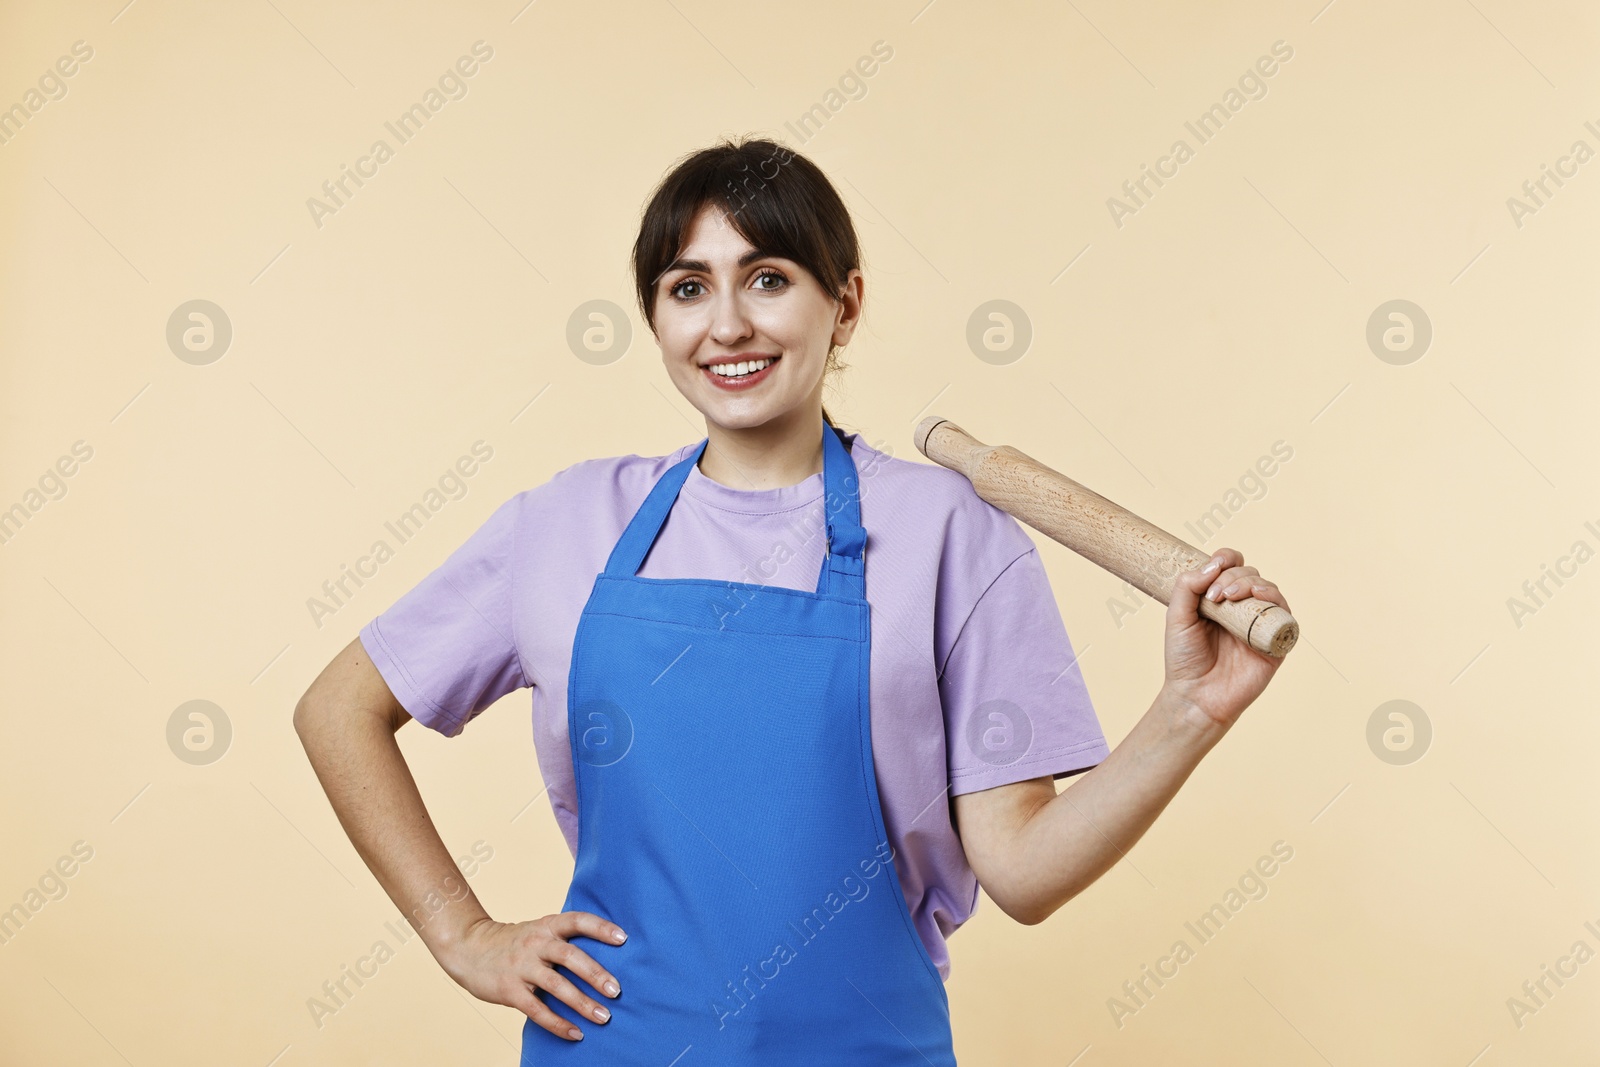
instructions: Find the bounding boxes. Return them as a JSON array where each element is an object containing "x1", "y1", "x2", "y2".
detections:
[{"x1": 633, "y1": 138, "x2": 856, "y2": 329}]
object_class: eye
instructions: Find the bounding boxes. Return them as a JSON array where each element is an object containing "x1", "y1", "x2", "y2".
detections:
[
  {"x1": 668, "y1": 278, "x2": 704, "y2": 301},
  {"x1": 752, "y1": 268, "x2": 789, "y2": 292}
]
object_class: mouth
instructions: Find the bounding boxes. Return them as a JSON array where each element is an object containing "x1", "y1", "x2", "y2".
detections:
[{"x1": 700, "y1": 355, "x2": 780, "y2": 391}]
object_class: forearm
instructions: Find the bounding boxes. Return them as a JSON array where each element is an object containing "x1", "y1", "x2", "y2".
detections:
[
  {"x1": 1007, "y1": 687, "x2": 1230, "y2": 923},
  {"x1": 294, "y1": 704, "x2": 491, "y2": 966}
]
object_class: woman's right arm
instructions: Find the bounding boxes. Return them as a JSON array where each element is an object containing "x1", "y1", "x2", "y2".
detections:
[{"x1": 292, "y1": 636, "x2": 627, "y2": 1042}]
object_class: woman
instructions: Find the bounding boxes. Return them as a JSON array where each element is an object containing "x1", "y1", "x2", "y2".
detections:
[{"x1": 294, "y1": 137, "x2": 1289, "y2": 1064}]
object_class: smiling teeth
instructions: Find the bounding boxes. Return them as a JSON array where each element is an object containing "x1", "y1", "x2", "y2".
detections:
[{"x1": 708, "y1": 358, "x2": 775, "y2": 377}]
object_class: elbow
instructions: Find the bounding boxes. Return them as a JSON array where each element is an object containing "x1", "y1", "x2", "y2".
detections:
[
  {"x1": 989, "y1": 885, "x2": 1055, "y2": 927},
  {"x1": 1008, "y1": 900, "x2": 1054, "y2": 927},
  {"x1": 1014, "y1": 904, "x2": 1049, "y2": 927},
  {"x1": 992, "y1": 881, "x2": 1083, "y2": 927},
  {"x1": 292, "y1": 692, "x2": 322, "y2": 743}
]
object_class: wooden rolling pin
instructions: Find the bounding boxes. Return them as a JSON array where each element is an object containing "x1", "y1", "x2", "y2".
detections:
[{"x1": 914, "y1": 417, "x2": 1298, "y2": 658}]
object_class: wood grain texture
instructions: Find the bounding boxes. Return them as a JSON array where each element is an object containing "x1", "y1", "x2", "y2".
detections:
[{"x1": 914, "y1": 417, "x2": 1298, "y2": 658}]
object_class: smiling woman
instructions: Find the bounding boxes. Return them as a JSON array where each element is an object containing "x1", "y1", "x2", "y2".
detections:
[
  {"x1": 296, "y1": 136, "x2": 1110, "y2": 1066},
  {"x1": 296, "y1": 133, "x2": 1289, "y2": 1067},
  {"x1": 630, "y1": 139, "x2": 865, "y2": 488}
]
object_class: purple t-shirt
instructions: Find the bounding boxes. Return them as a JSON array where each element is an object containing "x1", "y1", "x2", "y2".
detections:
[{"x1": 359, "y1": 430, "x2": 1108, "y2": 980}]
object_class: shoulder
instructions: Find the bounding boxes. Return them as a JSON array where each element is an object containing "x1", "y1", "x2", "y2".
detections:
[
  {"x1": 493, "y1": 445, "x2": 691, "y2": 526},
  {"x1": 850, "y1": 433, "x2": 1034, "y2": 555}
]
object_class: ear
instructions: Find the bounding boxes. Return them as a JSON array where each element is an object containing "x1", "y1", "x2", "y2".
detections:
[{"x1": 831, "y1": 269, "x2": 865, "y2": 347}]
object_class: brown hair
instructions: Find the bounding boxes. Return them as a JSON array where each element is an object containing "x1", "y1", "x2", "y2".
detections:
[{"x1": 632, "y1": 136, "x2": 861, "y2": 429}]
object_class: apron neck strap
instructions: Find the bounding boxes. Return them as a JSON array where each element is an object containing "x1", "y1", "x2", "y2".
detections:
[
  {"x1": 602, "y1": 424, "x2": 867, "y2": 599},
  {"x1": 817, "y1": 423, "x2": 866, "y2": 597}
]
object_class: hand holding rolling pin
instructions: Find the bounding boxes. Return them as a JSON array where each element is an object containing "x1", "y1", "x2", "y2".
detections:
[
  {"x1": 914, "y1": 417, "x2": 1297, "y2": 728},
  {"x1": 1164, "y1": 544, "x2": 1291, "y2": 727}
]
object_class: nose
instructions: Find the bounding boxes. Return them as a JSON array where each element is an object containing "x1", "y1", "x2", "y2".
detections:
[{"x1": 708, "y1": 289, "x2": 754, "y2": 347}]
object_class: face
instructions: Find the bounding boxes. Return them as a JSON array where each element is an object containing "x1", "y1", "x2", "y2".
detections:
[{"x1": 651, "y1": 202, "x2": 862, "y2": 431}]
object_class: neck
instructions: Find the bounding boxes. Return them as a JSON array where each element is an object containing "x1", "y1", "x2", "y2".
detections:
[{"x1": 697, "y1": 409, "x2": 837, "y2": 491}]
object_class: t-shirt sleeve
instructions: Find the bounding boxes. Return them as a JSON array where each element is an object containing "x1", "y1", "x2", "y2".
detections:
[
  {"x1": 941, "y1": 546, "x2": 1110, "y2": 796},
  {"x1": 358, "y1": 492, "x2": 529, "y2": 738}
]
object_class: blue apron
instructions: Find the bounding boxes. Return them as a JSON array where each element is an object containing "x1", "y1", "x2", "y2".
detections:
[{"x1": 520, "y1": 423, "x2": 958, "y2": 1065}]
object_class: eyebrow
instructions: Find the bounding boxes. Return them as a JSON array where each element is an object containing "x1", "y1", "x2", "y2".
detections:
[{"x1": 661, "y1": 248, "x2": 773, "y2": 276}]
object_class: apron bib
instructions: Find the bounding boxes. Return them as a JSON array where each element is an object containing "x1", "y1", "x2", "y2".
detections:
[{"x1": 520, "y1": 423, "x2": 957, "y2": 1065}]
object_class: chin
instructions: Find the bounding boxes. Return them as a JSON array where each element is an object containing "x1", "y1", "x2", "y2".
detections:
[{"x1": 700, "y1": 406, "x2": 777, "y2": 431}]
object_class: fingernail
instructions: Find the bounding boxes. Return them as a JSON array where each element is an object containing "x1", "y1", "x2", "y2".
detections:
[
  {"x1": 1223, "y1": 583, "x2": 1238, "y2": 596},
  {"x1": 613, "y1": 929, "x2": 627, "y2": 943},
  {"x1": 1207, "y1": 586, "x2": 1221, "y2": 601},
  {"x1": 1202, "y1": 558, "x2": 1220, "y2": 575},
  {"x1": 603, "y1": 980, "x2": 620, "y2": 997},
  {"x1": 568, "y1": 1029, "x2": 582, "y2": 1040},
  {"x1": 593, "y1": 1006, "x2": 610, "y2": 1022}
]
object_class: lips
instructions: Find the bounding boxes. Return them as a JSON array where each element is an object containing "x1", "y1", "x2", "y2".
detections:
[
  {"x1": 700, "y1": 354, "x2": 780, "y2": 390},
  {"x1": 705, "y1": 356, "x2": 776, "y2": 376}
]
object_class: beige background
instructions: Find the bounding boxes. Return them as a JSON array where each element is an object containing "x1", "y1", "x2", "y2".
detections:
[{"x1": 2, "y1": 0, "x2": 1597, "y2": 1063}]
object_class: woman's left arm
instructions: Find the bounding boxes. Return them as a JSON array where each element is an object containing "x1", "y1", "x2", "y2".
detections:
[{"x1": 952, "y1": 546, "x2": 1290, "y2": 926}]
